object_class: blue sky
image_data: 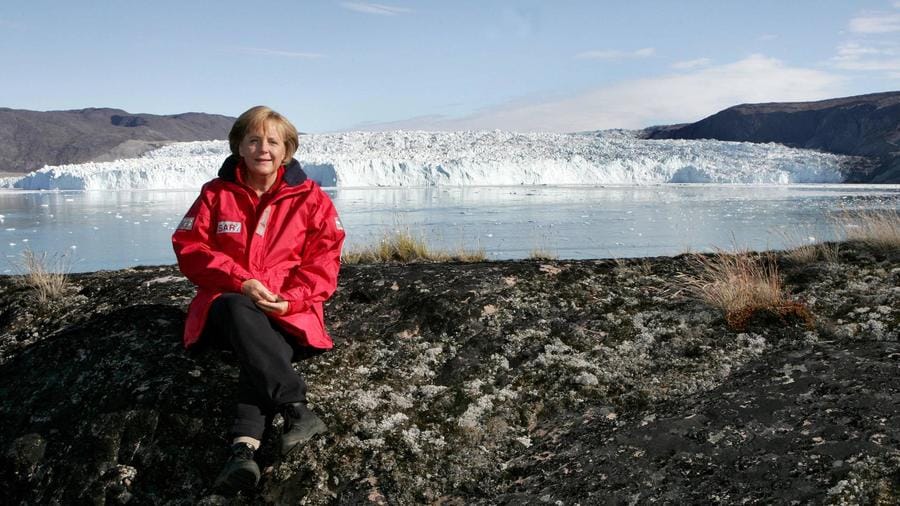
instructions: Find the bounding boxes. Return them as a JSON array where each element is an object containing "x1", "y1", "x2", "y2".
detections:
[{"x1": 1, "y1": 1, "x2": 899, "y2": 132}]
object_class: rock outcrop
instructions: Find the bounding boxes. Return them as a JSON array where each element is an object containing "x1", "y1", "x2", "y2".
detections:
[
  {"x1": 645, "y1": 92, "x2": 900, "y2": 183},
  {"x1": 0, "y1": 108, "x2": 234, "y2": 173},
  {"x1": 0, "y1": 244, "x2": 897, "y2": 504}
]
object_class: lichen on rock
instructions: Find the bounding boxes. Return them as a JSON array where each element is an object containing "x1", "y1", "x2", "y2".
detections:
[{"x1": 0, "y1": 241, "x2": 897, "y2": 503}]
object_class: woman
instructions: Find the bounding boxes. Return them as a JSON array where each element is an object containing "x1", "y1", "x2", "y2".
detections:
[{"x1": 172, "y1": 106, "x2": 345, "y2": 494}]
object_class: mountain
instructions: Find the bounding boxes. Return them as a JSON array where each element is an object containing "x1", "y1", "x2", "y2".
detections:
[
  {"x1": 0, "y1": 108, "x2": 235, "y2": 173},
  {"x1": 644, "y1": 91, "x2": 900, "y2": 183}
]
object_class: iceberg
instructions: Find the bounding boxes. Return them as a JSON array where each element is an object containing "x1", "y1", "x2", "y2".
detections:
[{"x1": 5, "y1": 131, "x2": 853, "y2": 191}]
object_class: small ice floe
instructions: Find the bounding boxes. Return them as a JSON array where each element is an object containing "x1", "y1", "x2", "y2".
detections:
[
  {"x1": 40, "y1": 204, "x2": 49, "y2": 208},
  {"x1": 92, "y1": 226, "x2": 99, "y2": 230},
  {"x1": 5, "y1": 228, "x2": 15, "y2": 231},
  {"x1": 9, "y1": 243, "x2": 16, "y2": 246},
  {"x1": 70, "y1": 245, "x2": 77, "y2": 250},
  {"x1": 65, "y1": 198, "x2": 74, "y2": 202},
  {"x1": 115, "y1": 214, "x2": 123, "y2": 219},
  {"x1": 22, "y1": 239, "x2": 28, "y2": 242}
]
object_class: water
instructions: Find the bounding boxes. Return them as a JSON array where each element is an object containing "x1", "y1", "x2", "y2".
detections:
[{"x1": 1, "y1": 184, "x2": 898, "y2": 273}]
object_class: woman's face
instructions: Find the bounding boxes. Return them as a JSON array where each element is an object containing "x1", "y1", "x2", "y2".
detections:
[{"x1": 238, "y1": 120, "x2": 286, "y2": 179}]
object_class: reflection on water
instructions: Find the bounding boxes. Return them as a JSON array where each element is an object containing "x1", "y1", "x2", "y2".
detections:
[{"x1": 1, "y1": 185, "x2": 898, "y2": 273}]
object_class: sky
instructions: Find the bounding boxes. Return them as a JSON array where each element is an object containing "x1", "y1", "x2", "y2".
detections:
[{"x1": 1, "y1": 0, "x2": 899, "y2": 133}]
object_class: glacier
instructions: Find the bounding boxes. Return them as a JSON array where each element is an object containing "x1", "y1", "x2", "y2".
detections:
[{"x1": 4, "y1": 130, "x2": 854, "y2": 190}]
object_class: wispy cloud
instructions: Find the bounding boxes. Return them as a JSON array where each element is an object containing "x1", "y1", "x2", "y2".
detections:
[
  {"x1": 351, "y1": 55, "x2": 843, "y2": 132},
  {"x1": 671, "y1": 58, "x2": 712, "y2": 70},
  {"x1": 758, "y1": 33, "x2": 778, "y2": 41},
  {"x1": 832, "y1": 42, "x2": 900, "y2": 72},
  {"x1": 340, "y1": 2, "x2": 411, "y2": 16},
  {"x1": 834, "y1": 4, "x2": 900, "y2": 77},
  {"x1": 575, "y1": 47, "x2": 655, "y2": 61},
  {"x1": 848, "y1": 13, "x2": 900, "y2": 33},
  {"x1": 235, "y1": 47, "x2": 325, "y2": 59}
]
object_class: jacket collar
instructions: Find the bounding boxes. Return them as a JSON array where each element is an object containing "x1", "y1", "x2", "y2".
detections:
[{"x1": 217, "y1": 154, "x2": 308, "y2": 187}]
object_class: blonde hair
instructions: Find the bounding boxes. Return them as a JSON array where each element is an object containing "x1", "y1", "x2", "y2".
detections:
[{"x1": 229, "y1": 106, "x2": 299, "y2": 162}]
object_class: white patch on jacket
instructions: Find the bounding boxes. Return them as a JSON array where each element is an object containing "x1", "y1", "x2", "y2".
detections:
[{"x1": 217, "y1": 221, "x2": 242, "y2": 234}]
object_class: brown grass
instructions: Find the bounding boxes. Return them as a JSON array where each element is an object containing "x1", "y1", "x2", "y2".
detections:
[
  {"x1": 528, "y1": 248, "x2": 558, "y2": 261},
  {"x1": 679, "y1": 250, "x2": 813, "y2": 331},
  {"x1": 15, "y1": 249, "x2": 72, "y2": 303},
  {"x1": 342, "y1": 229, "x2": 486, "y2": 264},
  {"x1": 837, "y1": 210, "x2": 900, "y2": 251},
  {"x1": 819, "y1": 242, "x2": 841, "y2": 263}
]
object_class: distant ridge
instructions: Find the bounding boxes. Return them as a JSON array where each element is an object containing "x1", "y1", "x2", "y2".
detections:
[
  {"x1": 644, "y1": 91, "x2": 900, "y2": 183},
  {"x1": 0, "y1": 107, "x2": 235, "y2": 173}
]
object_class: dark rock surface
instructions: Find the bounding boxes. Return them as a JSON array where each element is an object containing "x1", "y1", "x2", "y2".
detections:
[
  {"x1": 0, "y1": 243, "x2": 897, "y2": 504},
  {"x1": 644, "y1": 92, "x2": 900, "y2": 184},
  {"x1": 0, "y1": 107, "x2": 235, "y2": 173}
]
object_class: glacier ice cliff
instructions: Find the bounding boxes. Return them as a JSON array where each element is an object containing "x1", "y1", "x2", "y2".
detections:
[{"x1": 5, "y1": 131, "x2": 854, "y2": 190}]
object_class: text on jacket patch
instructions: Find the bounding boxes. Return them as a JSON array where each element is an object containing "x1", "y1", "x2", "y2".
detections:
[{"x1": 217, "y1": 221, "x2": 242, "y2": 234}]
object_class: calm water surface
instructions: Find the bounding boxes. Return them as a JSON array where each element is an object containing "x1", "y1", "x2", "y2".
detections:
[{"x1": 1, "y1": 184, "x2": 898, "y2": 273}]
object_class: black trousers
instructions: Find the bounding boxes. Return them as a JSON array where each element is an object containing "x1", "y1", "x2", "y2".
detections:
[{"x1": 201, "y1": 293, "x2": 321, "y2": 439}]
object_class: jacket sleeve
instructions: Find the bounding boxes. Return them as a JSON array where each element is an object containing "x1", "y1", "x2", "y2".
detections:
[
  {"x1": 172, "y1": 185, "x2": 253, "y2": 293},
  {"x1": 279, "y1": 189, "x2": 346, "y2": 315}
]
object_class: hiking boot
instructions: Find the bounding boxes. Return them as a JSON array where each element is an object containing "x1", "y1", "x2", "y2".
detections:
[
  {"x1": 213, "y1": 442, "x2": 260, "y2": 495},
  {"x1": 280, "y1": 402, "x2": 328, "y2": 456}
]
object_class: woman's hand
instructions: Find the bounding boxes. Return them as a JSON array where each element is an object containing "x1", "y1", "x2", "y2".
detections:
[
  {"x1": 241, "y1": 279, "x2": 288, "y2": 315},
  {"x1": 255, "y1": 299, "x2": 289, "y2": 315},
  {"x1": 241, "y1": 279, "x2": 277, "y2": 302}
]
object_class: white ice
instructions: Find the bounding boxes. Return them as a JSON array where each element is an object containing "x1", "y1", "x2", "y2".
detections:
[{"x1": 3, "y1": 130, "x2": 854, "y2": 191}]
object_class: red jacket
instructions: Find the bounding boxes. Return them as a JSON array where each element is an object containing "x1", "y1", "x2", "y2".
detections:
[{"x1": 172, "y1": 155, "x2": 345, "y2": 349}]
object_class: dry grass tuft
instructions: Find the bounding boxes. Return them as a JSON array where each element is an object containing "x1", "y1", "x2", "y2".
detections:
[
  {"x1": 15, "y1": 249, "x2": 72, "y2": 303},
  {"x1": 784, "y1": 242, "x2": 821, "y2": 264},
  {"x1": 528, "y1": 248, "x2": 558, "y2": 261},
  {"x1": 679, "y1": 250, "x2": 814, "y2": 331},
  {"x1": 342, "y1": 229, "x2": 486, "y2": 264},
  {"x1": 837, "y1": 210, "x2": 900, "y2": 251},
  {"x1": 819, "y1": 242, "x2": 841, "y2": 263}
]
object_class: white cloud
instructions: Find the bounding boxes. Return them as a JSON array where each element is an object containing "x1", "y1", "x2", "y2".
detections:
[
  {"x1": 235, "y1": 47, "x2": 324, "y2": 59},
  {"x1": 671, "y1": 58, "x2": 712, "y2": 70},
  {"x1": 575, "y1": 47, "x2": 655, "y2": 60},
  {"x1": 848, "y1": 13, "x2": 900, "y2": 33},
  {"x1": 351, "y1": 55, "x2": 844, "y2": 132},
  {"x1": 340, "y1": 2, "x2": 411, "y2": 16},
  {"x1": 832, "y1": 42, "x2": 900, "y2": 72}
]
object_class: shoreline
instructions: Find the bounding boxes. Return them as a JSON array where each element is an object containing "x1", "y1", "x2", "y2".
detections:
[{"x1": 0, "y1": 242, "x2": 897, "y2": 503}]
